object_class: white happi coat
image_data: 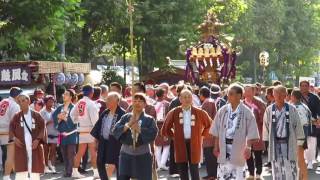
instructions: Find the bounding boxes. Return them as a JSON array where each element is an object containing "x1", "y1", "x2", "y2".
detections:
[
  {"x1": 0, "y1": 97, "x2": 20, "y2": 145},
  {"x1": 23, "y1": 109, "x2": 33, "y2": 174},
  {"x1": 210, "y1": 102, "x2": 260, "y2": 166},
  {"x1": 70, "y1": 96, "x2": 99, "y2": 143},
  {"x1": 263, "y1": 103, "x2": 305, "y2": 162}
]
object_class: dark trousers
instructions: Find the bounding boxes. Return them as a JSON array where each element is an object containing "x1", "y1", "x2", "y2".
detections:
[
  {"x1": 317, "y1": 134, "x2": 320, "y2": 156},
  {"x1": 118, "y1": 175, "x2": 131, "y2": 180},
  {"x1": 1, "y1": 145, "x2": 7, "y2": 171},
  {"x1": 169, "y1": 141, "x2": 179, "y2": 175},
  {"x1": 57, "y1": 146, "x2": 64, "y2": 163},
  {"x1": 97, "y1": 139, "x2": 119, "y2": 180},
  {"x1": 203, "y1": 146, "x2": 217, "y2": 178},
  {"x1": 97, "y1": 140, "x2": 109, "y2": 180},
  {"x1": 177, "y1": 140, "x2": 200, "y2": 180},
  {"x1": 118, "y1": 153, "x2": 152, "y2": 180},
  {"x1": 246, "y1": 150, "x2": 263, "y2": 176},
  {"x1": 61, "y1": 144, "x2": 77, "y2": 176},
  {"x1": 118, "y1": 175, "x2": 149, "y2": 180}
]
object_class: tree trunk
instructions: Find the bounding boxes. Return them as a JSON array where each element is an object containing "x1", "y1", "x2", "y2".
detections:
[
  {"x1": 137, "y1": 41, "x2": 142, "y2": 79},
  {"x1": 141, "y1": 39, "x2": 154, "y2": 77},
  {"x1": 80, "y1": 24, "x2": 91, "y2": 63},
  {"x1": 122, "y1": 45, "x2": 127, "y2": 84},
  {"x1": 58, "y1": 33, "x2": 66, "y2": 60},
  {"x1": 253, "y1": 49, "x2": 257, "y2": 83}
]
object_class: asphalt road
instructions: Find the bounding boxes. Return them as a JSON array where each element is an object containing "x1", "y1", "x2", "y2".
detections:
[
  {"x1": 1, "y1": 161, "x2": 320, "y2": 179},
  {"x1": 38, "y1": 162, "x2": 320, "y2": 179}
]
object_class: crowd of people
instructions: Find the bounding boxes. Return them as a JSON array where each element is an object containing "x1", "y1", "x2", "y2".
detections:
[{"x1": 0, "y1": 80, "x2": 320, "y2": 180}]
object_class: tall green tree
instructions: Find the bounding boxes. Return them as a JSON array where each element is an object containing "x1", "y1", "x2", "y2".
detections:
[
  {"x1": 132, "y1": 0, "x2": 211, "y2": 76},
  {"x1": 75, "y1": 0, "x2": 127, "y2": 62},
  {"x1": 0, "y1": 0, "x2": 83, "y2": 60},
  {"x1": 233, "y1": 0, "x2": 320, "y2": 84}
]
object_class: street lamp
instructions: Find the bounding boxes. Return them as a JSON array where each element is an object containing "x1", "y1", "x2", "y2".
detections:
[
  {"x1": 259, "y1": 51, "x2": 269, "y2": 84},
  {"x1": 178, "y1": 38, "x2": 187, "y2": 55}
]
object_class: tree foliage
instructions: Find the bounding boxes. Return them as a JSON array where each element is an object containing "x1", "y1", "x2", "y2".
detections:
[
  {"x1": 0, "y1": 0, "x2": 83, "y2": 60},
  {"x1": 233, "y1": 0, "x2": 320, "y2": 84},
  {"x1": 102, "y1": 67, "x2": 126, "y2": 87},
  {"x1": 129, "y1": 0, "x2": 211, "y2": 76},
  {"x1": 1, "y1": 0, "x2": 320, "y2": 84}
]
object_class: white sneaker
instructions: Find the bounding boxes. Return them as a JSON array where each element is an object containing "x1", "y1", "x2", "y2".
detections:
[
  {"x1": 48, "y1": 161, "x2": 56, "y2": 171},
  {"x1": 160, "y1": 166, "x2": 169, "y2": 171},
  {"x1": 170, "y1": 174, "x2": 180, "y2": 178},
  {"x1": 72, "y1": 168, "x2": 85, "y2": 178},
  {"x1": 44, "y1": 166, "x2": 52, "y2": 174},
  {"x1": 93, "y1": 168, "x2": 99, "y2": 178},
  {"x1": 48, "y1": 161, "x2": 53, "y2": 167},
  {"x1": 3, "y1": 175, "x2": 11, "y2": 180},
  {"x1": 307, "y1": 162, "x2": 313, "y2": 169},
  {"x1": 50, "y1": 166, "x2": 56, "y2": 173}
]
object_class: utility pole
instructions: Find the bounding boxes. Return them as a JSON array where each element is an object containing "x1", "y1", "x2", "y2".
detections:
[
  {"x1": 128, "y1": 0, "x2": 135, "y2": 84},
  {"x1": 253, "y1": 51, "x2": 257, "y2": 82}
]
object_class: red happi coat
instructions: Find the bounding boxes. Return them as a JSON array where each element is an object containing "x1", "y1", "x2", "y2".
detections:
[
  {"x1": 161, "y1": 106, "x2": 211, "y2": 164},
  {"x1": 154, "y1": 100, "x2": 170, "y2": 146},
  {"x1": 244, "y1": 97, "x2": 266, "y2": 151},
  {"x1": 9, "y1": 110, "x2": 46, "y2": 173},
  {"x1": 201, "y1": 98, "x2": 217, "y2": 148}
]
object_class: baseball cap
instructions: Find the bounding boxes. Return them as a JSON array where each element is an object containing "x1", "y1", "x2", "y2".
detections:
[{"x1": 9, "y1": 87, "x2": 23, "y2": 98}]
